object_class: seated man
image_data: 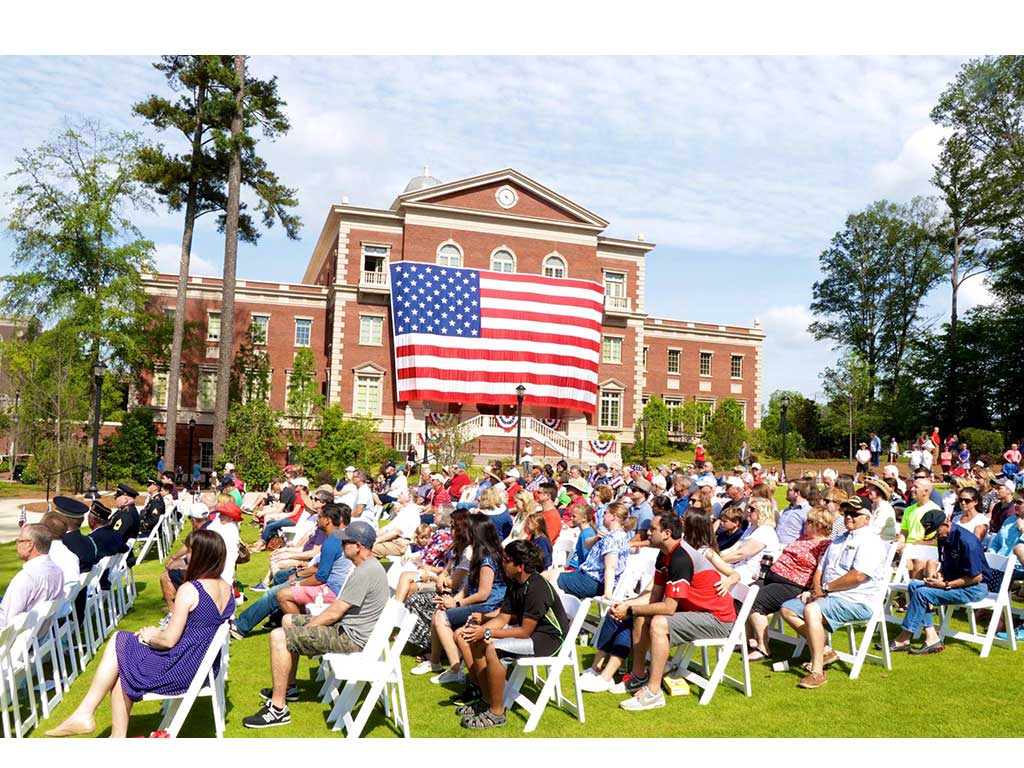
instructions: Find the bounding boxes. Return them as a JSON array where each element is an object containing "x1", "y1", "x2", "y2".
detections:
[
  {"x1": 138, "y1": 478, "x2": 166, "y2": 537},
  {"x1": 452, "y1": 539, "x2": 570, "y2": 730},
  {"x1": 242, "y1": 520, "x2": 388, "y2": 729},
  {"x1": 232, "y1": 503, "x2": 350, "y2": 638},
  {"x1": 274, "y1": 504, "x2": 353, "y2": 616},
  {"x1": 371, "y1": 489, "x2": 421, "y2": 558},
  {"x1": 989, "y1": 490, "x2": 1024, "y2": 575},
  {"x1": 613, "y1": 511, "x2": 738, "y2": 711},
  {"x1": 889, "y1": 517, "x2": 990, "y2": 654},
  {"x1": 0, "y1": 524, "x2": 64, "y2": 628},
  {"x1": 780, "y1": 495, "x2": 887, "y2": 689}
]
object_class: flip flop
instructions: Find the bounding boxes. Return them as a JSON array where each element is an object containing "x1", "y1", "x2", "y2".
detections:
[
  {"x1": 888, "y1": 641, "x2": 911, "y2": 653},
  {"x1": 748, "y1": 648, "x2": 770, "y2": 661},
  {"x1": 909, "y1": 641, "x2": 944, "y2": 655}
]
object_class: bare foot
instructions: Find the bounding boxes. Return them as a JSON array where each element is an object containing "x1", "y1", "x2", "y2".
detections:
[{"x1": 46, "y1": 716, "x2": 96, "y2": 737}]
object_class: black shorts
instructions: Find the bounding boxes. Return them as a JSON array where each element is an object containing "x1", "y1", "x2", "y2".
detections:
[
  {"x1": 168, "y1": 568, "x2": 186, "y2": 589},
  {"x1": 751, "y1": 572, "x2": 806, "y2": 616}
]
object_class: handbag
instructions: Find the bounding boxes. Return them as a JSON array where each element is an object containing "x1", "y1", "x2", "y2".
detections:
[
  {"x1": 236, "y1": 540, "x2": 251, "y2": 564},
  {"x1": 266, "y1": 533, "x2": 285, "y2": 551}
]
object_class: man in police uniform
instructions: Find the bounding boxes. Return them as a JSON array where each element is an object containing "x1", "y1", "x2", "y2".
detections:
[
  {"x1": 138, "y1": 478, "x2": 166, "y2": 536},
  {"x1": 52, "y1": 495, "x2": 99, "y2": 572},
  {"x1": 109, "y1": 482, "x2": 141, "y2": 545}
]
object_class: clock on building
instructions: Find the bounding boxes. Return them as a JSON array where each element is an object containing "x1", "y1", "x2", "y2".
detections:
[{"x1": 495, "y1": 185, "x2": 518, "y2": 209}]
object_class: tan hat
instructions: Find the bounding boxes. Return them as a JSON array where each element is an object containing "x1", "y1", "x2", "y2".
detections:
[{"x1": 862, "y1": 477, "x2": 892, "y2": 497}]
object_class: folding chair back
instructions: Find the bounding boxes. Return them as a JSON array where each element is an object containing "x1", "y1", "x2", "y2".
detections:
[
  {"x1": 582, "y1": 549, "x2": 657, "y2": 642},
  {"x1": 502, "y1": 593, "x2": 593, "y2": 733},
  {"x1": 24, "y1": 599, "x2": 64, "y2": 718},
  {"x1": 0, "y1": 619, "x2": 38, "y2": 738},
  {"x1": 937, "y1": 551, "x2": 1018, "y2": 658},
  {"x1": 141, "y1": 620, "x2": 231, "y2": 737},
  {"x1": 668, "y1": 581, "x2": 761, "y2": 704}
]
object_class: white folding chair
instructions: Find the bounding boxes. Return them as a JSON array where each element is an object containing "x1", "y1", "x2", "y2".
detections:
[
  {"x1": 81, "y1": 556, "x2": 113, "y2": 655},
  {"x1": 502, "y1": 594, "x2": 592, "y2": 733},
  {"x1": 140, "y1": 621, "x2": 231, "y2": 737},
  {"x1": 937, "y1": 552, "x2": 1018, "y2": 658},
  {"x1": 134, "y1": 522, "x2": 165, "y2": 564},
  {"x1": 582, "y1": 548, "x2": 658, "y2": 644},
  {"x1": 52, "y1": 581, "x2": 85, "y2": 691},
  {"x1": 824, "y1": 541, "x2": 900, "y2": 679},
  {"x1": 386, "y1": 560, "x2": 419, "y2": 593},
  {"x1": 551, "y1": 527, "x2": 580, "y2": 569},
  {"x1": 884, "y1": 543, "x2": 939, "y2": 624},
  {"x1": 322, "y1": 601, "x2": 418, "y2": 738},
  {"x1": 24, "y1": 600, "x2": 65, "y2": 719},
  {"x1": 667, "y1": 582, "x2": 760, "y2": 704},
  {"x1": 0, "y1": 618, "x2": 38, "y2": 738},
  {"x1": 106, "y1": 542, "x2": 135, "y2": 622}
]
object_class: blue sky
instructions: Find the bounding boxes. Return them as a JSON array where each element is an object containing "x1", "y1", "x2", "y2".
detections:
[{"x1": 0, "y1": 55, "x2": 994, "y2": 402}]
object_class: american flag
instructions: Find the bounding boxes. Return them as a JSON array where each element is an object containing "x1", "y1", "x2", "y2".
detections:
[{"x1": 389, "y1": 261, "x2": 604, "y2": 413}]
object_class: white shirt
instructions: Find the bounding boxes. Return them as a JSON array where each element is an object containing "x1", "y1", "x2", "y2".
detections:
[
  {"x1": 340, "y1": 484, "x2": 373, "y2": 514},
  {"x1": 383, "y1": 501, "x2": 422, "y2": 539},
  {"x1": 732, "y1": 525, "x2": 782, "y2": 584},
  {"x1": 855, "y1": 448, "x2": 871, "y2": 464},
  {"x1": 388, "y1": 473, "x2": 409, "y2": 497},
  {"x1": 871, "y1": 500, "x2": 898, "y2": 542},
  {"x1": 0, "y1": 554, "x2": 65, "y2": 629},
  {"x1": 48, "y1": 539, "x2": 81, "y2": 588},
  {"x1": 819, "y1": 526, "x2": 887, "y2": 606},
  {"x1": 205, "y1": 517, "x2": 240, "y2": 583},
  {"x1": 921, "y1": 450, "x2": 934, "y2": 469}
]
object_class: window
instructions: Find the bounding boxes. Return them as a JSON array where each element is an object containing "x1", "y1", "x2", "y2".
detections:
[
  {"x1": 602, "y1": 336, "x2": 622, "y2": 364},
  {"x1": 542, "y1": 254, "x2": 566, "y2": 279},
  {"x1": 490, "y1": 249, "x2": 515, "y2": 273},
  {"x1": 200, "y1": 440, "x2": 214, "y2": 470},
  {"x1": 437, "y1": 242, "x2": 462, "y2": 268},
  {"x1": 599, "y1": 390, "x2": 622, "y2": 430},
  {"x1": 294, "y1": 318, "x2": 312, "y2": 347},
  {"x1": 354, "y1": 373, "x2": 383, "y2": 416},
  {"x1": 152, "y1": 370, "x2": 169, "y2": 408},
  {"x1": 664, "y1": 397, "x2": 683, "y2": 432},
  {"x1": 251, "y1": 314, "x2": 269, "y2": 345},
  {"x1": 667, "y1": 349, "x2": 680, "y2": 375},
  {"x1": 695, "y1": 398, "x2": 715, "y2": 432},
  {"x1": 642, "y1": 346, "x2": 649, "y2": 370},
  {"x1": 604, "y1": 271, "x2": 626, "y2": 297},
  {"x1": 699, "y1": 351, "x2": 713, "y2": 377},
  {"x1": 731, "y1": 354, "x2": 743, "y2": 379},
  {"x1": 163, "y1": 307, "x2": 175, "y2": 322},
  {"x1": 362, "y1": 244, "x2": 388, "y2": 273},
  {"x1": 242, "y1": 358, "x2": 271, "y2": 403},
  {"x1": 197, "y1": 369, "x2": 218, "y2": 411},
  {"x1": 359, "y1": 315, "x2": 384, "y2": 346},
  {"x1": 207, "y1": 312, "x2": 221, "y2": 342},
  {"x1": 156, "y1": 438, "x2": 165, "y2": 460}
]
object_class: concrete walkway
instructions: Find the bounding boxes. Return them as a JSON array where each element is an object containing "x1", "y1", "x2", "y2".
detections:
[{"x1": 0, "y1": 498, "x2": 48, "y2": 543}]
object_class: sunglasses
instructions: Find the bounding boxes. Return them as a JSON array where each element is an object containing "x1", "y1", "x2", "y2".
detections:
[
  {"x1": 842, "y1": 511, "x2": 867, "y2": 518},
  {"x1": 1014, "y1": 500, "x2": 1024, "y2": 506},
  {"x1": 958, "y1": 497, "x2": 975, "y2": 504}
]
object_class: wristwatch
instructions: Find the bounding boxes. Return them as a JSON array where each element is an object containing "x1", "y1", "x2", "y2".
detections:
[
  {"x1": 483, "y1": 628, "x2": 492, "y2": 641},
  {"x1": 626, "y1": 606, "x2": 634, "y2": 618},
  {"x1": 455, "y1": 600, "x2": 461, "y2": 607},
  {"x1": 822, "y1": 586, "x2": 830, "y2": 595}
]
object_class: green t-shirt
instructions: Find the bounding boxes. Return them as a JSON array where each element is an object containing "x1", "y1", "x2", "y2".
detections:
[
  {"x1": 228, "y1": 487, "x2": 243, "y2": 507},
  {"x1": 901, "y1": 500, "x2": 940, "y2": 543}
]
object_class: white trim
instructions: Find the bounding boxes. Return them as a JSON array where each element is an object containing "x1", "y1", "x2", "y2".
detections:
[
  {"x1": 598, "y1": 388, "x2": 624, "y2": 431},
  {"x1": 405, "y1": 212, "x2": 598, "y2": 247},
  {"x1": 542, "y1": 252, "x2": 567, "y2": 279},
  {"x1": 352, "y1": 367, "x2": 385, "y2": 418},
  {"x1": 730, "y1": 353, "x2": 744, "y2": 380},
  {"x1": 293, "y1": 317, "x2": 313, "y2": 348},
  {"x1": 206, "y1": 311, "x2": 221, "y2": 342},
  {"x1": 667, "y1": 347, "x2": 681, "y2": 375},
  {"x1": 699, "y1": 350, "x2": 713, "y2": 378},
  {"x1": 358, "y1": 314, "x2": 385, "y2": 346},
  {"x1": 250, "y1": 313, "x2": 271, "y2": 346},
  {"x1": 435, "y1": 239, "x2": 464, "y2": 268},
  {"x1": 495, "y1": 185, "x2": 519, "y2": 210},
  {"x1": 489, "y1": 245, "x2": 517, "y2": 273},
  {"x1": 601, "y1": 334, "x2": 624, "y2": 364}
]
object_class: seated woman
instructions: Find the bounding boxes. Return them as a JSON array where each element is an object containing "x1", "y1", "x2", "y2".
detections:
[
  {"x1": 720, "y1": 498, "x2": 781, "y2": 584},
  {"x1": 951, "y1": 486, "x2": 989, "y2": 541},
  {"x1": 503, "y1": 489, "x2": 537, "y2": 545},
  {"x1": 47, "y1": 529, "x2": 234, "y2": 738},
  {"x1": 553, "y1": 504, "x2": 625, "y2": 600},
  {"x1": 250, "y1": 481, "x2": 311, "y2": 554},
  {"x1": 411, "y1": 514, "x2": 506, "y2": 680},
  {"x1": 522, "y1": 511, "x2": 554, "y2": 569},
  {"x1": 745, "y1": 506, "x2": 833, "y2": 660},
  {"x1": 403, "y1": 510, "x2": 469, "y2": 650},
  {"x1": 476, "y1": 486, "x2": 513, "y2": 541},
  {"x1": 565, "y1": 505, "x2": 599, "y2": 570},
  {"x1": 825, "y1": 487, "x2": 850, "y2": 539}
]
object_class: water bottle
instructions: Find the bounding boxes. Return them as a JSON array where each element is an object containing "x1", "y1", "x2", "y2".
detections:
[{"x1": 758, "y1": 554, "x2": 774, "y2": 582}]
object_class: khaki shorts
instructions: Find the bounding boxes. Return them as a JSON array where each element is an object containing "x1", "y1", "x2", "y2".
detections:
[{"x1": 284, "y1": 614, "x2": 362, "y2": 657}]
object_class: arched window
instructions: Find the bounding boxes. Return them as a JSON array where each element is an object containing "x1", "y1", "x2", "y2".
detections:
[
  {"x1": 542, "y1": 253, "x2": 567, "y2": 279},
  {"x1": 490, "y1": 248, "x2": 516, "y2": 273},
  {"x1": 437, "y1": 242, "x2": 463, "y2": 268}
]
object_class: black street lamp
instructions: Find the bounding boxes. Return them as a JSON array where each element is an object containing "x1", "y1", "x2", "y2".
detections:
[
  {"x1": 514, "y1": 384, "x2": 526, "y2": 466},
  {"x1": 10, "y1": 388, "x2": 19, "y2": 480},
  {"x1": 86, "y1": 360, "x2": 107, "y2": 500},
  {"x1": 187, "y1": 418, "x2": 196, "y2": 490},
  {"x1": 422, "y1": 405, "x2": 430, "y2": 467},
  {"x1": 642, "y1": 414, "x2": 649, "y2": 465},
  {"x1": 780, "y1": 394, "x2": 791, "y2": 483}
]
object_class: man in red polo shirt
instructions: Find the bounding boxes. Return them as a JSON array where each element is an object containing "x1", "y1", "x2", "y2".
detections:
[{"x1": 447, "y1": 463, "x2": 472, "y2": 501}]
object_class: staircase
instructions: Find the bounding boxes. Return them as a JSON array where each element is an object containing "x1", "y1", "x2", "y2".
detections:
[{"x1": 454, "y1": 416, "x2": 621, "y2": 465}]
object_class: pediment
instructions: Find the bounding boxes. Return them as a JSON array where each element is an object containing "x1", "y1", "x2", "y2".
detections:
[{"x1": 391, "y1": 168, "x2": 608, "y2": 229}]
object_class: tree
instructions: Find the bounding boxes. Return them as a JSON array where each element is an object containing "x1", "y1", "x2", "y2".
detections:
[
  {"x1": 428, "y1": 414, "x2": 472, "y2": 470},
  {"x1": 134, "y1": 56, "x2": 301, "y2": 469},
  {"x1": 218, "y1": 400, "x2": 284, "y2": 489},
  {"x1": 808, "y1": 200, "x2": 944, "y2": 401},
  {"x1": 302, "y1": 404, "x2": 392, "y2": 479},
  {"x1": 285, "y1": 347, "x2": 323, "y2": 460},
  {"x1": 819, "y1": 351, "x2": 877, "y2": 460},
  {"x1": 103, "y1": 409, "x2": 158, "y2": 484},
  {"x1": 1, "y1": 120, "x2": 155, "y2": 373},
  {"x1": 229, "y1": 326, "x2": 271, "y2": 403},
  {"x1": 635, "y1": 396, "x2": 670, "y2": 457},
  {"x1": 703, "y1": 398, "x2": 746, "y2": 464},
  {"x1": 211, "y1": 56, "x2": 302, "y2": 456}
]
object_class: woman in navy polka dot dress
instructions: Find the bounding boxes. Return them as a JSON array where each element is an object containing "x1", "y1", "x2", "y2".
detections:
[{"x1": 47, "y1": 529, "x2": 234, "y2": 738}]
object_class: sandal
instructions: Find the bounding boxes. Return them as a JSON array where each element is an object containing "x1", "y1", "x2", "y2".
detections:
[
  {"x1": 461, "y1": 710, "x2": 507, "y2": 729},
  {"x1": 748, "y1": 648, "x2": 770, "y2": 661},
  {"x1": 455, "y1": 700, "x2": 487, "y2": 716}
]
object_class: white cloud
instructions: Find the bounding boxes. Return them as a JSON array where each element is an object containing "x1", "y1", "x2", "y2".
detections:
[
  {"x1": 759, "y1": 304, "x2": 839, "y2": 399},
  {"x1": 957, "y1": 274, "x2": 995, "y2": 312},
  {"x1": 152, "y1": 242, "x2": 220, "y2": 277},
  {"x1": 869, "y1": 123, "x2": 952, "y2": 200}
]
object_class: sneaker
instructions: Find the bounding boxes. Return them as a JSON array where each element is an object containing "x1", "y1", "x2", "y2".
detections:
[
  {"x1": 250, "y1": 582, "x2": 269, "y2": 593},
  {"x1": 229, "y1": 622, "x2": 244, "y2": 641},
  {"x1": 579, "y1": 673, "x2": 613, "y2": 693},
  {"x1": 449, "y1": 684, "x2": 483, "y2": 706},
  {"x1": 619, "y1": 685, "x2": 666, "y2": 711},
  {"x1": 609, "y1": 671, "x2": 647, "y2": 695},
  {"x1": 410, "y1": 660, "x2": 442, "y2": 676},
  {"x1": 259, "y1": 685, "x2": 299, "y2": 702},
  {"x1": 431, "y1": 666, "x2": 466, "y2": 685},
  {"x1": 797, "y1": 671, "x2": 828, "y2": 689},
  {"x1": 242, "y1": 702, "x2": 291, "y2": 729}
]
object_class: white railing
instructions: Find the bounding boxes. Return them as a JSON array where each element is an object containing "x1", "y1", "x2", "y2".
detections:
[
  {"x1": 604, "y1": 294, "x2": 631, "y2": 311},
  {"x1": 525, "y1": 417, "x2": 577, "y2": 457},
  {"x1": 360, "y1": 270, "x2": 389, "y2": 289}
]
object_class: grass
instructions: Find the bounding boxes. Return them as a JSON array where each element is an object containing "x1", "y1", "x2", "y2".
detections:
[{"x1": 4, "y1": 511, "x2": 1023, "y2": 738}]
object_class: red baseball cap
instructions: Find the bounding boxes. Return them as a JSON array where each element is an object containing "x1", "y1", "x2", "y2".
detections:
[{"x1": 213, "y1": 499, "x2": 243, "y2": 523}]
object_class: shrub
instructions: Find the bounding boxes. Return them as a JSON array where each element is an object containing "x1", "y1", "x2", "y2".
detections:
[
  {"x1": 102, "y1": 408, "x2": 158, "y2": 484},
  {"x1": 960, "y1": 428, "x2": 1003, "y2": 459},
  {"x1": 704, "y1": 398, "x2": 747, "y2": 464}
]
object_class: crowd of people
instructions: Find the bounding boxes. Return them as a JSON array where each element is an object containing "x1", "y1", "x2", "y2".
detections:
[{"x1": 4, "y1": 432, "x2": 1022, "y2": 735}]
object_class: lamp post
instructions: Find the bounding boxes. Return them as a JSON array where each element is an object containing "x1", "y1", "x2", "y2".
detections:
[
  {"x1": 780, "y1": 394, "x2": 790, "y2": 483},
  {"x1": 10, "y1": 388, "x2": 19, "y2": 480},
  {"x1": 187, "y1": 418, "x2": 196, "y2": 490},
  {"x1": 86, "y1": 360, "x2": 107, "y2": 500},
  {"x1": 422, "y1": 405, "x2": 430, "y2": 467},
  {"x1": 514, "y1": 384, "x2": 526, "y2": 466},
  {"x1": 642, "y1": 414, "x2": 649, "y2": 465}
]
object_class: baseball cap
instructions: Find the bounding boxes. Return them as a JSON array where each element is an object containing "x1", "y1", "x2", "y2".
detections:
[
  {"x1": 212, "y1": 499, "x2": 242, "y2": 523},
  {"x1": 456, "y1": 462, "x2": 466, "y2": 470},
  {"x1": 505, "y1": 468, "x2": 521, "y2": 480},
  {"x1": 696, "y1": 476, "x2": 717, "y2": 488},
  {"x1": 651, "y1": 474, "x2": 667, "y2": 489},
  {"x1": 293, "y1": 477, "x2": 309, "y2": 488},
  {"x1": 337, "y1": 520, "x2": 377, "y2": 549},
  {"x1": 345, "y1": 466, "x2": 356, "y2": 473},
  {"x1": 430, "y1": 473, "x2": 446, "y2": 483},
  {"x1": 840, "y1": 495, "x2": 867, "y2": 514},
  {"x1": 186, "y1": 501, "x2": 212, "y2": 520},
  {"x1": 224, "y1": 462, "x2": 235, "y2": 471},
  {"x1": 998, "y1": 479, "x2": 1016, "y2": 491},
  {"x1": 751, "y1": 462, "x2": 762, "y2": 470},
  {"x1": 724, "y1": 477, "x2": 745, "y2": 490}
]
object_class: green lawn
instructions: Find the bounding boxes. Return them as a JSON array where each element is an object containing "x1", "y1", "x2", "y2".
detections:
[{"x1": 4, "y1": 515, "x2": 1023, "y2": 738}]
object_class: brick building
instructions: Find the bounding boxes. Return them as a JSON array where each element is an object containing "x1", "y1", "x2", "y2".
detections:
[{"x1": 141, "y1": 168, "x2": 764, "y2": 471}]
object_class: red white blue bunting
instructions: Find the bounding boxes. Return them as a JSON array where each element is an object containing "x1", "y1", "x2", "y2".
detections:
[
  {"x1": 539, "y1": 418, "x2": 562, "y2": 430},
  {"x1": 588, "y1": 439, "x2": 615, "y2": 457},
  {"x1": 494, "y1": 415, "x2": 520, "y2": 432}
]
